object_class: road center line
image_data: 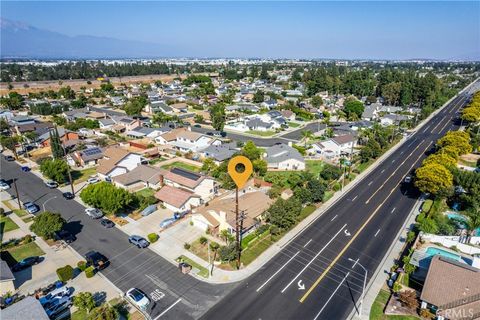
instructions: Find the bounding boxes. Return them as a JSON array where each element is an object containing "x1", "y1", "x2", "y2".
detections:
[
  {"x1": 391, "y1": 207, "x2": 396, "y2": 214},
  {"x1": 281, "y1": 224, "x2": 347, "y2": 293},
  {"x1": 256, "y1": 251, "x2": 300, "y2": 292},
  {"x1": 374, "y1": 229, "x2": 381, "y2": 237},
  {"x1": 312, "y1": 272, "x2": 350, "y2": 320},
  {"x1": 304, "y1": 239, "x2": 313, "y2": 248},
  {"x1": 154, "y1": 298, "x2": 182, "y2": 320}
]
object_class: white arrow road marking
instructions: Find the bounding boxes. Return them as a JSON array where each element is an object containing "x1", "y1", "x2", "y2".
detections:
[
  {"x1": 344, "y1": 229, "x2": 351, "y2": 236},
  {"x1": 298, "y1": 280, "x2": 305, "y2": 290}
]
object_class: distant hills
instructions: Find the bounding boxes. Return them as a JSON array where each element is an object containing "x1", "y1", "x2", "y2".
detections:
[{"x1": 0, "y1": 18, "x2": 176, "y2": 59}]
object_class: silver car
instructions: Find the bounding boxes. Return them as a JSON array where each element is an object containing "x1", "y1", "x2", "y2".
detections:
[{"x1": 85, "y1": 208, "x2": 103, "y2": 219}]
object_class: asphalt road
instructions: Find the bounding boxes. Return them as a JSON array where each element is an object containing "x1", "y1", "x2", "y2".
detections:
[
  {"x1": 201, "y1": 88, "x2": 477, "y2": 320},
  {"x1": 0, "y1": 160, "x2": 233, "y2": 319}
]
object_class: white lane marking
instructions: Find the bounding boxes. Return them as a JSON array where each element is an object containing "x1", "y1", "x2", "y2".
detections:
[
  {"x1": 374, "y1": 229, "x2": 381, "y2": 237},
  {"x1": 304, "y1": 239, "x2": 313, "y2": 248},
  {"x1": 430, "y1": 117, "x2": 443, "y2": 133},
  {"x1": 281, "y1": 224, "x2": 347, "y2": 293},
  {"x1": 313, "y1": 272, "x2": 350, "y2": 320},
  {"x1": 381, "y1": 169, "x2": 385, "y2": 173},
  {"x1": 391, "y1": 207, "x2": 396, "y2": 214},
  {"x1": 392, "y1": 159, "x2": 395, "y2": 163},
  {"x1": 422, "y1": 124, "x2": 431, "y2": 133},
  {"x1": 154, "y1": 298, "x2": 182, "y2": 320},
  {"x1": 256, "y1": 251, "x2": 300, "y2": 292},
  {"x1": 350, "y1": 258, "x2": 359, "y2": 268},
  {"x1": 331, "y1": 215, "x2": 338, "y2": 222},
  {"x1": 352, "y1": 195, "x2": 357, "y2": 202},
  {"x1": 368, "y1": 181, "x2": 373, "y2": 186},
  {"x1": 400, "y1": 151, "x2": 404, "y2": 155}
]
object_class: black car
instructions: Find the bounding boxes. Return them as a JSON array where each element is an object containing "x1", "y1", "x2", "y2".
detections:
[
  {"x1": 85, "y1": 251, "x2": 109, "y2": 271},
  {"x1": 55, "y1": 230, "x2": 76, "y2": 243},
  {"x1": 12, "y1": 256, "x2": 42, "y2": 272},
  {"x1": 4, "y1": 155, "x2": 14, "y2": 161},
  {"x1": 100, "y1": 219, "x2": 115, "y2": 228},
  {"x1": 62, "y1": 192, "x2": 75, "y2": 200}
]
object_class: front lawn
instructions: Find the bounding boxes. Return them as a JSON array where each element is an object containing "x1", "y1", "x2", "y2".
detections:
[
  {"x1": 246, "y1": 130, "x2": 276, "y2": 137},
  {"x1": 287, "y1": 122, "x2": 301, "y2": 128},
  {"x1": 1, "y1": 242, "x2": 45, "y2": 265},
  {"x1": 370, "y1": 289, "x2": 419, "y2": 320},
  {"x1": 161, "y1": 161, "x2": 201, "y2": 172},
  {"x1": 0, "y1": 216, "x2": 19, "y2": 234},
  {"x1": 71, "y1": 167, "x2": 97, "y2": 184},
  {"x1": 306, "y1": 160, "x2": 326, "y2": 177},
  {"x1": 14, "y1": 209, "x2": 28, "y2": 217},
  {"x1": 135, "y1": 188, "x2": 155, "y2": 198},
  {"x1": 177, "y1": 255, "x2": 210, "y2": 278}
]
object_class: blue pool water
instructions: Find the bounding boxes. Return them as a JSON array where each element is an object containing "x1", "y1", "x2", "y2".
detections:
[
  {"x1": 446, "y1": 213, "x2": 480, "y2": 236},
  {"x1": 425, "y1": 246, "x2": 461, "y2": 261}
]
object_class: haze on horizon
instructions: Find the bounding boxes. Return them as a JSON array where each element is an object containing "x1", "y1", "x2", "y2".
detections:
[{"x1": 1, "y1": 1, "x2": 479, "y2": 60}]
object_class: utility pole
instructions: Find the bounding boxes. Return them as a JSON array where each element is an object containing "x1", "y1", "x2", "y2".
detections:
[
  {"x1": 12, "y1": 179, "x2": 21, "y2": 209},
  {"x1": 235, "y1": 188, "x2": 241, "y2": 269},
  {"x1": 61, "y1": 145, "x2": 75, "y2": 194}
]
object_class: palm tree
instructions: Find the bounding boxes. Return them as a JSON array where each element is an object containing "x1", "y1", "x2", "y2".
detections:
[
  {"x1": 465, "y1": 207, "x2": 480, "y2": 244},
  {"x1": 336, "y1": 110, "x2": 347, "y2": 122},
  {"x1": 301, "y1": 129, "x2": 313, "y2": 147}
]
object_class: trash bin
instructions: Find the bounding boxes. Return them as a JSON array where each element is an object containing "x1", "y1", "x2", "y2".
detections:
[{"x1": 178, "y1": 262, "x2": 192, "y2": 274}]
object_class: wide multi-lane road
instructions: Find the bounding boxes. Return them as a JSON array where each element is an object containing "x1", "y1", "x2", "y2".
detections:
[
  {"x1": 202, "y1": 86, "x2": 478, "y2": 320},
  {"x1": 0, "y1": 160, "x2": 233, "y2": 319}
]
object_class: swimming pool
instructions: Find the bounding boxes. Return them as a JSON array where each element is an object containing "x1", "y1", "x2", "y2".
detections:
[
  {"x1": 425, "y1": 246, "x2": 462, "y2": 261},
  {"x1": 446, "y1": 213, "x2": 480, "y2": 236}
]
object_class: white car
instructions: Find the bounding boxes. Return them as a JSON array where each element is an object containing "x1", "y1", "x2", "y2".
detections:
[
  {"x1": 126, "y1": 288, "x2": 150, "y2": 310},
  {"x1": 0, "y1": 181, "x2": 10, "y2": 191},
  {"x1": 87, "y1": 177, "x2": 100, "y2": 184},
  {"x1": 45, "y1": 181, "x2": 59, "y2": 188},
  {"x1": 85, "y1": 208, "x2": 103, "y2": 219}
]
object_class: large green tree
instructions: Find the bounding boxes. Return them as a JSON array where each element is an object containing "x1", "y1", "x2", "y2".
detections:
[
  {"x1": 40, "y1": 159, "x2": 70, "y2": 183},
  {"x1": 80, "y1": 182, "x2": 134, "y2": 214},
  {"x1": 415, "y1": 163, "x2": 453, "y2": 195},
  {"x1": 73, "y1": 292, "x2": 96, "y2": 314},
  {"x1": 343, "y1": 99, "x2": 364, "y2": 120},
  {"x1": 210, "y1": 104, "x2": 226, "y2": 131},
  {"x1": 30, "y1": 211, "x2": 66, "y2": 239}
]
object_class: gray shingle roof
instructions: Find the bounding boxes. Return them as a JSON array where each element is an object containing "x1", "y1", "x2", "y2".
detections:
[
  {"x1": 1, "y1": 296, "x2": 49, "y2": 320},
  {"x1": 0, "y1": 259, "x2": 14, "y2": 281},
  {"x1": 264, "y1": 143, "x2": 304, "y2": 164},
  {"x1": 202, "y1": 142, "x2": 238, "y2": 161}
]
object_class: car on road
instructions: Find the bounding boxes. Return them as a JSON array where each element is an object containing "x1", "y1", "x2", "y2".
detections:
[
  {"x1": 100, "y1": 218, "x2": 115, "y2": 228},
  {"x1": 12, "y1": 256, "x2": 42, "y2": 272},
  {"x1": 39, "y1": 286, "x2": 72, "y2": 306},
  {"x1": 21, "y1": 166, "x2": 31, "y2": 172},
  {"x1": 0, "y1": 181, "x2": 10, "y2": 190},
  {"x1": 85, "y1": 251, "x2": 109, "y2": 271},
  {"x1": 62, "y1": 192, "x2": 74, "y2": 200},
  {"x1": 23, "y1": 201, "x2": 39, "y2": 214},
  {"x1": 45, "y1": 181, "x2": 59, "y2": 188},
  {"x1": 54, "y1": 230, "x2": 76, "y2": 243},
  {"x1": 126, "y1": 288, "x2": 150, "y2": 309},
  {"x1": 404, "y1": 176, "x2": 412, "y2": 184},
  {"x1": 128, "y1": 235, "x2": 149, "y2": 248},
  {"x1": 87, "y1": 177, "x2": 100, "y2": 184},
  {"x1": 4, "y1": 155, "x2": 14, "y2": 161},
  {"x1": 85, "y1": 208, "x2": 103, "y2": 219},
  {"x1": 44, "y1": 296, "x2": 72, "y2": 318}
]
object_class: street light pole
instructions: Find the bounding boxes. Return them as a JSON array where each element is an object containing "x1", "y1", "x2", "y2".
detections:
[
  {"x1": 348, "y1": 258, "x2": 367, "y2": 318},
  {"x1": 43, "y1": 196, "x2": 57, "y2": 212}
]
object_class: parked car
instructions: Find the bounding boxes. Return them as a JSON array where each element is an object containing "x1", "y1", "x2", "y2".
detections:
[
  {"x1": 62, "y1": 192, "x2": 74, "y2": 200},
  {"x1": 44, "y1": 296, "x2": 72, "y2": 318},
  {"x1": 126, "y1": 288, "x2": 150, "y2": 310},
  {"x1": 0, "y1": 181, "x2": 10, "y2": 191},
  {"x1": 39, "y1": 286, "x2": 72, "y2": 306},
  {"x1": 23, "y1": 201, "x2": 39, "y2": 214},
  {"x1": 193, "y1": 124, "x2": 201, "y2": 128},
  {"x1": 45, "y1": 181, "x2": 59, "y2": 188},
  {"x1": 87, "y1": 177, "x2": 100, "y2": 184},
  {"x1": 141, "y1": 204, "x2": 157, "y2": 217},
  {"x1": 12, "y1": 256, "x2": 42, "y2": 272},
  {"x1": 85, "y1": 208, "x2": 103, "y2": 219},
  {"x1": 4, "y1": 155, "x2": 14, "y2": 161},
  {"x1": 100, "y1": 218, "x2": 115, "y2": 228},
  {"x1": 21, "y1": 166, "x2": 31, "y2": 172},
  {"x1": 159, "y1": 218, "x2": 176, "y2": 229},
  {"x1": 85, "y1": 251, "x2": 109, "y2": 271},
  {"x1": 404, "y1": 175, "x2": 412, "y2": 184},
  {"x1": 128, "y1": 235, "x2": 149, "y2": 248},
  {"x1": 54, "y1": 230, "x2": 76, "y2": 243}
]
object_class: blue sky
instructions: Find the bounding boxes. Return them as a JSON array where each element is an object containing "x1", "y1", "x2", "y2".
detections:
[{"x1": 2, "y1": 1, "x2": 479, "y2": 59}]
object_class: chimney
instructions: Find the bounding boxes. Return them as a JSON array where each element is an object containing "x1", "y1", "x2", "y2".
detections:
[{"x1": 159, "y1": 174, "x2": 164, "y2": 187}]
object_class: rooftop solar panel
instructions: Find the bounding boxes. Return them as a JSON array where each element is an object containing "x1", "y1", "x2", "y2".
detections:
[{"x1": 171, "y1": 167, "x2": 201, "y2": 181}]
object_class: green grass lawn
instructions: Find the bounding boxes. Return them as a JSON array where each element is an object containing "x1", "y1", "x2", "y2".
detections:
[
  {"x1": 161, "y1": 161, "x2": 201, "y2": 172},
  {"x1": 148, "y1": 157, "x2": 166, "y2": 165},
  {"x1": 13, "y1": 209, "x2": 28, "y2": 217},
  {"x1": 356, "y1": 160, "x2": 374, "y2": 173},
  {"x1": 246, "y1": 130, "x2": 276, "y2": 137},
  {"x1": 370, "y1": 290, "x2": 419, "y2": 320},
  {"x1": 135, "y1": 188, "x2": 155, "y2": 198},
  {"x1": 287, "y1": 122, "x2": 301, "y2": 128},
  {"x1": 306, "y1": 160, "x2": 325, "y2": 177},
  {"x1": 71, "y1": 309, "x2": 87, "y2": 320},
  {"x1": 22, "y1": 216, "x2": 35, "y2": 223},
  {"x1": 177, "y1": 255, "x2": 209, "y2": 278},
  {"x1": 71, "y1": 167, "x2": 97, "y2": 184},
  {"x1": 241, "y1": 233, "x2": 274, "y2": 266},
  {"x1": 323, "y1": 190, "x2": 335, "y2": 202},
  {"x1": 0, "y1": 216, "x2": 19, "y2": 234},
  {"x1": 297, "y1": 205, "x2": 317, "y2": 222},
  {"x1": 2, "y1": 242, "x2": 45, "y2": 265}
]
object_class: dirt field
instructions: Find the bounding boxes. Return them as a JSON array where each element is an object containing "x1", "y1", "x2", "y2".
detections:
[{"x1": 0, "y1": 74, "x2": 187, "y2": 95}]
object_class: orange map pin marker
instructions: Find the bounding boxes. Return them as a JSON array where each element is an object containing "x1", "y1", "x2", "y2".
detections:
[{"x1": 228, "y1": 155, "x2": 253, "y2": 189}]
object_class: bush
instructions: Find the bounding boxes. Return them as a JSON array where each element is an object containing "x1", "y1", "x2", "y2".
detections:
[
  {"x1": 56, "y1": 265, "x2": 74, "y2": 282},
  {"x1": 184, "y1": 242, "x2": 191, "y2": 250},
  {"x1": 392, "y1": 281, "x2": 402, "y2": 293},
  {"x1": 218, "y1": 244, "x2": 237, "y2": 262},
  {"x1": 419, "y1": 308, "x2": 435, "y2": 319},
  {"x1": 85, "y1": 266, "x2": 95, "y2": 278},
  {"x1": 199, "y1": 236, "x2": 208, "y2": 245},
  {"x1": 22, "y1": 234, "x2": 33, "y2": 244},
  {"x1": 29, "y1": 211, "x2": 66, "y2": 240},
  {"x1": 0, "y1": 208, "x2": 5, "y2": 217},
  {"x1": 147, "y1": 233, "x2": 159, "y2": 243},
  {"x1": 77, "y1": 261, "x2": 87, "y2": 272}
]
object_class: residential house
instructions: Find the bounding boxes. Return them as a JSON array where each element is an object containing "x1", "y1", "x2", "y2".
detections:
[
  {"x1": 225, "y1": 104, "x2": 260, "y2": 114},
  {"x1": 0, "y1": 259, "x2": 15, "y2": 295},
  {"x1": 170, "y1": 102, "x2": 188, "y2": 113},
  {"x1": 145, "y1": 101, "x2": 173, "y2": 114},
  {"x1": 161, "y1": 167, "x2": 217, "y2": 201},
  {"x1": 420, "y1": 256, "x2": 480, "y2": 320},
  {"x1": 97, "y1": 146, "x2": 146, "y2": 178},
  {"x1": 309, "y1": 134, "x2": 358, "y2": 159},
  {"x1": 170, "y1": 129, "x2": 219, "y2": 153},
  {"x1": 111, "y1": 116, "x2": 141, "y2": 132},
  {"x1": 98, "y1": 118, "x2": 116, "y2": 129},
  {"x1": 380, "y1": 114, "x2": 410, "y2": 126},
  {"x1": 126, "y1": 127, "x2": 168, "y2": 139},
  {"x1": 245, "y1": 118, "x2": 276, "y2": 132},
  {"x1": 10, "y1": 116, "x2": 35, "y2": 126},
  {"x1": 38, "y1": 128, "x2": 79, "y2": 148},
  {"x1": 261, "y1": 99, "x2": 278, "y2": 109},
  {"x1": 113, "y1": 165, "x2": 162, "y2": 191},
  {"x1": 361, "y1": 104, "x2": 378, "y2": 121},
  {"x1": 192, "y1": 191, "x2": 273, "y2": 235},
  {"x1": 154, "y1": 185, "x2": 201, "y2": 212},
  {"x1": 280, "y1": 110, "x2": 295, "y2": 121},
  {"x1": 0, "y1": 109, "x2": 14, "y2": 121},
  {"x1": 154, "y1": 128, "x2": 185, "y2": 145},
  {"x1": 264, "y1": 143, "x2": 305, "y2": 170},
  {"x1": 201, "y1": 142, "x2": 238, "y2": 164},
  {"x1": 2, "y1": 296, "x2": 50, "y2": 320},
  {"x1": 71, "y1": 147, "x2": 104, "y2": 167}
]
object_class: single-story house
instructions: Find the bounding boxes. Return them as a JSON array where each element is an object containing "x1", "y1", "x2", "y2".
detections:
[
  {"x1": 71, "y1": 147, "x2": 104, "y2": 167},
  {"x1": 169, "y1": 130, "x2": 219, "y2": 153},
  {"x1": 146, "y1": 101, "x2": 173, "y2": 114},
  {"x1": 1, "y1": 296, "x2": 50, "y2": 320},
  {"x1": 0, "y1": 259, "x2": 15, "y2": 295},
  {"x1": 309, "y1": 134, "x2": 358, "y2": 159},
  {"x1": 10, "y1": 116, "x2": 35, "y2": 126},
  {"x1": 280, "y1": 110, "x2": 295, "y2": 121},
  {"x1": 162, "y1": 167, "x2": 217, "y2": 201},
  {"x1": 264, "y1": 143, "x2": 305, "y2": 170},
  {"x1": 154, "y1": 185, "x2": 201, "y2": 212},
  {"x1": 0, "y1": 110, "x2": 14, "y2": 121},
  {"x1": 38, "y1": 128, "x2": 79, "y2": 148},
  {"x1": 98, "y1": 118, "x2": 116, "y2": 129},
  {"x1": 380, "y1": 114, "x2": 411, "y2": 126},
  {"x1": 170, "y1": 103, "x2": 188, "y2": 113},
  {"x1": 201, "y1": 142, "x2": 238, "y2": 163},
  {"x1": 113, "y1": 165, "x2": 162, "y2": 191},
  {"x1": 97, "y1": 146, "x2": 146, "y2": 178},
  {"x1": 192, "y1": 191, "x2": 273, "y2": 235},
  {"x1": 420, "y1": 256, "x2": 480, "y2": 320}
]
